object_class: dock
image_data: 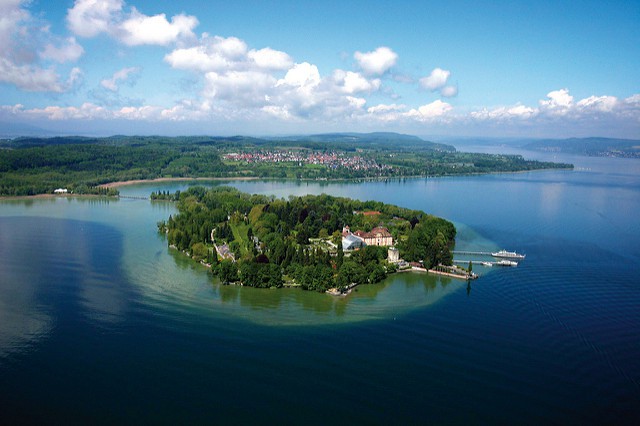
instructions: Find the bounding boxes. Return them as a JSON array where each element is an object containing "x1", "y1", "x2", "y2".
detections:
[
  {"x1": 452, "y1": 250, "x2": 494, "y2": 256},
  {"x1": 453, "y1": 259, "x2": 518, "y2": 267}
]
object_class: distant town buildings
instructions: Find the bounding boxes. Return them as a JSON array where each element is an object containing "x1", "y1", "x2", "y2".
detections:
[{"x1": 223, "y1": 150, "x2": 392, "y2": 173}]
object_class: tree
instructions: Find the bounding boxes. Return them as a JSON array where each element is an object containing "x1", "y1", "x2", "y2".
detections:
[
  {"x1": 218, "y1": 260, "x2": 238, "y2": 284},
  {"x1": 336, "y1": 241, "x2": 344, "y2": 268}
]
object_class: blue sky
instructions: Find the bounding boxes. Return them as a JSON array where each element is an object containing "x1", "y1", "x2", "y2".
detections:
[{"x1": 0, "y1": 0, "x2": 638, "y2": 138}]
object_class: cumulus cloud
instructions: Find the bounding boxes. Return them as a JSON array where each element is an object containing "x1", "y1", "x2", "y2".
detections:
[
  {"x1": 332, "y1": 70, "x2": 381, "y2": 94},
  {"x1": 365, "y1": 100, "x2": 453, "y2": 123},
  {"x1": 204, "y1": 70, "x2": 276, "y2": 107},
  {"x1": 67, "y1": 0, "x2": 122, "y2": 38},
  {"x1": 165, "y1": 35, "x2": 291, "y2": 72},
  {"x1": 247, "y1": 47, "x2": 294, "y2": 70},
  {"x1": 470, "y1": 104, "x2": 536, "y2": 121},
  {"x1": 354, "y1": 46, "x2": 398, "y2": 75},
  {"x1": 576, "y1": 95, "x2": 617, "y2": 113},
  {"x1": 420, "y1": 68, "x2": 449, "y2": 90},
  {"x1": 0, "y1": 1, "x2": 84, "y2": 92},
  {"x1": 67, "y1": 0, "x2": 198, "y2": 46},
  {"x1": 420, "y1": 67, "x2": 457, "y2": 98},
  {"x1": 40, "y1": 37, "x2": 84, "y2": 63},
  {"x1": 539, "y1": 88, "x2": 574, "y2": 114},
  {"x1": 440, "y1": 85, "x2": 458, "y2": 98},
  {"x1": 118, "y1": 9, "x2": 197, "y2": 46},
  {"x1": 277, "y1": 62, "x2": 321, "y2": 88},
  {"x1": 409, "y1": 100, "x2": 453, "y2": 121},
  {"x1": 468, "y1": 89, "x2": 640, "y2": 133},
  {"x1": 100, "y1": 67, "x2": 139, "y2": 91}
]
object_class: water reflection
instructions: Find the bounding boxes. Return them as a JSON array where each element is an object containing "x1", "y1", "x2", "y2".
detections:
[
  {"x1": 205, "y1": 272, "x2": 465, "y2": 326},
  {"x1": 0, "y1": 216, "x2": 132, "y2": 359}
]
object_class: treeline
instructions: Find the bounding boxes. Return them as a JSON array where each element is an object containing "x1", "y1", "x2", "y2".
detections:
[
  {"x1": 0, "y1": 142, "x2": 232, "y2": 196},
  {"x1": 0, "y1": 135, "x2": 573, "y2": 196},
  {"x1": 158, "y1": 186, "x2": 456, "y2": 292}
]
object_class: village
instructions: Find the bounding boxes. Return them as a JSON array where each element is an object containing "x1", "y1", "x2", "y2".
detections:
[{"x1": 222, "y1": 149, "x2": 393, "y2": 173}]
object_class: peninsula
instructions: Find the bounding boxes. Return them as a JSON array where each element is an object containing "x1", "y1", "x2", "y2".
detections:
[
  {"x1": 0, "y1": 133, "x2": 573, "y2": 196},
  {"x1": 157, "y1": 186, "x2": 460, "y2": 292}
]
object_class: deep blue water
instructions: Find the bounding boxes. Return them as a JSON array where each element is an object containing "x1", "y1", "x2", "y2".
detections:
[{"x1": 0, "y1": 149, "x2": 639, "y2": 424}]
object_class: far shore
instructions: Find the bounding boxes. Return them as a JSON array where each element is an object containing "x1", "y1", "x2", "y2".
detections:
[
  {"x1": 0, "y1": 193, "x2": 114, "y2": 201},
  {"x1": 99, "y1": 176, "x2": 260, "y2": 189}
]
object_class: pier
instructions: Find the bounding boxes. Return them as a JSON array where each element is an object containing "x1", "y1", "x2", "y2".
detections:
[
  {"x1": 452, "y1": 250, "x2": 494, "y2": 256},
  {"x1": 453, "y1": 259, "x2": 518, "y2": 267},
  {"x1": 118, "y1": 195, "x2": 149, "y2": 200}
]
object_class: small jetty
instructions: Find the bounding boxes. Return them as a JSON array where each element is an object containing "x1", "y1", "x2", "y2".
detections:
[{"x1": 453, "y1": 259, "x2": 518, "y2": 267}]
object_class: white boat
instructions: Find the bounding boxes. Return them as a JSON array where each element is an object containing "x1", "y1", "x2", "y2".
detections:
[
  {"x1": 491, "y1": 249, "x2": 525, "y2": 259},
  {"x1": 481, "y1": 261, "x2": 493, "y2": 267},
  {"x1": 495, "y1": 260, "x2": 518, "y2": 267}
]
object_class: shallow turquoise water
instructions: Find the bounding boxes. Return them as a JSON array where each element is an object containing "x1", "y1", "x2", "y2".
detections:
[{"x1": 0, "y1": 150, "x2": 638, "y2": 423}]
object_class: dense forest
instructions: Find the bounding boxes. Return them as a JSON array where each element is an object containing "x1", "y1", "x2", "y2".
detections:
[
  {"x1": 157, "y1": 186, "x2": 456, "y2": 292},
  {"x1": 0, "y1": 134, "x2": 573, "y2": 196}
]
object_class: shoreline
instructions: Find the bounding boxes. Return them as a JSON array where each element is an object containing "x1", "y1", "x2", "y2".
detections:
[
  {"x1": 0, "y1": 193, "x2": 116, "y2": 201},
  {"x1": 2, "y1": 165, "x2": 573, "y2": 200},
  {"x1": 97, "y1": 167, "x2": 573, "y2": 189},
  {"x1": 99, "y1": 176, "x2": 260, "y2": 189}
]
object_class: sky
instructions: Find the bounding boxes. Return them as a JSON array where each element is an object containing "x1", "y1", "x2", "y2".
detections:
[{"x1": 0, "y1": 0, "x2": 639, "y2": 138}]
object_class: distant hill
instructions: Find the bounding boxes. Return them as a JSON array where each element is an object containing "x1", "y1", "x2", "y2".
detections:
[
  {"x1": 267, "y1": 132, "x2": 455, "y2": 151},
  {"x1": 0, "y1": 121, "x2": 57, "y2": 138},
  {"x1": 0, "y1": 132, "x2": 455, "y2": 152},
  {"x1": 523, "y1": 137, "x2": 640, "y2": 158}
]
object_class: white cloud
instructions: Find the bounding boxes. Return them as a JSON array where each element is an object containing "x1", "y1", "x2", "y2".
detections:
[
  {"x1": 204, "y1": 70, "x2": 276, "y2": 106},
  {"x1": 101, "y1": 67, "x2": 139, "y2": 91},
  {"x1": 0, "y1": 58, "x2": 62, "y2": 92},
  {"x1": 440, "y1": 85, "x2": 458, "y2": 98},
  {"x1": 277, "y1": 62, "x2": 321, "y2": 88},
  {"x1": 420, "y1": 68, "x2": 450, "y2": 91},
  {"x1": 420, "y1": 67, "x2": 458, "y2": 98},
  {"x1": 0, "y1": 0, "x2": 30, "y2": 56},
  {"x1": 247, "y1": 47, "x2": 293, "y2": 70},
  {"x1": 165, "y1": 36, "x2": 292, "y2": 73},
  {"x1": 471, "y1": 104, "x2": 536, "y2": 121},
  {"x1": 539, "y1": 88, "x2": 574, "y2": 115},
  {"x1": 0, "y1": 0, "x2": 84, "y2": 92},
  {"x1": 40, "y1": 37, "x2": 84, "y2": 63},
  {"x1": 67, "y1": 0, "x2": 197, "y2": 46},
  {"x1": 576, "y1": 95, "x2": 617, "y2": 113},
  {"x1": 118, "y1": 9, "x2": 197, "y2": 46},
  {"x1": 367, "y1": 103, "x2": 405, "y2": 114},
  {"x1": 413, "y1": 100, "x2": 453, "y2": 120},
  {"x1": 354, "y1": 46, "x2": 398, "y2": 76},
  {"x1": 67, "y1": 0, "x2": 123, "y2": 38},
  {"x1": 332, "y1": 70, "x2": 380, "y2": 94}
]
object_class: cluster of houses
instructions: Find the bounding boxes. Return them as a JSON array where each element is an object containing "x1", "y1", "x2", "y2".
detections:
[{"x1": 223, "y1": 150, "x2": 393, "y2": 172}]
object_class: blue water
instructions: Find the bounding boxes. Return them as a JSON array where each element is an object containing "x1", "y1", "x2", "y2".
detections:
[{"x1": 0, "y1": 149, "x2": 639, "y2": 423}]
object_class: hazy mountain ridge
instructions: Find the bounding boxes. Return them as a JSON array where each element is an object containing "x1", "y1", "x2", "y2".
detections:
[
  {"x1": 1, "y1": 132, "x2": 456, "y2": 152},
  {"x1": 523, "y1": 137, "x2": 640, "y2": 158}
]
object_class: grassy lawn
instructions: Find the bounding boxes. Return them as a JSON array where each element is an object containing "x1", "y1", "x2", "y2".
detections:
[{"x1": 229, "y1": 221, "x2": 250, "y2": 257}]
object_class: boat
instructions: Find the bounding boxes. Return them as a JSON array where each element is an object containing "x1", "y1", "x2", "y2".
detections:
[
  {"x1": 481, "y1": 261, "x2": 493, "y2": 267},
  {"x1": 491, "y1": 249, "x2": 525, "y2": 259},
  {"x1": 495, "y1": 260, "x2": 518, "y2": 267}
]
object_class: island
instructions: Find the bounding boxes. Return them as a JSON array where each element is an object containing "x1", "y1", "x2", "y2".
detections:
[
  {"x1": 156, "y1": 186, "x2": 466, "y2": 293},
  {"x1": 0, "y1": 133, "x2": 573, "y2": 196}
]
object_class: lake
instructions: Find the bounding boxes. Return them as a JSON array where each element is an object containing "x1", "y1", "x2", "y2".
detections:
[{"x1": 1, "y1": 148, "x2": 639, "y2": 424}]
